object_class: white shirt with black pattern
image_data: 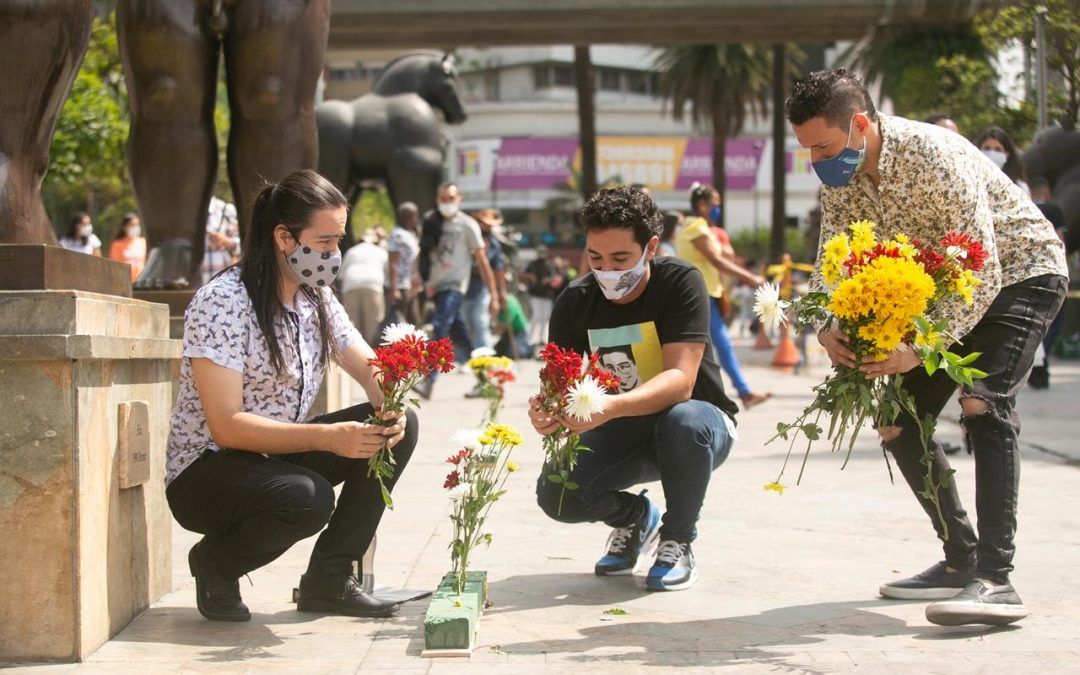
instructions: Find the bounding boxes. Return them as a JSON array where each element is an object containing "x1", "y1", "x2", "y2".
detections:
[
  {"x1": 813, "y1": 113, "x2": 1067, "y2": 341},
  {"x1": 165, "y1": 266, "x2": 362, "y2": 484}
]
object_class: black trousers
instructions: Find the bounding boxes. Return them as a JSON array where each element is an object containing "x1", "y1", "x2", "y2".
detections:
[
  {"x1": 166, "y1": 404, "x2": 419, "y2": 580},
  {"x1": 883, "y1": 274, "x2": 1066, "y2": 584}
]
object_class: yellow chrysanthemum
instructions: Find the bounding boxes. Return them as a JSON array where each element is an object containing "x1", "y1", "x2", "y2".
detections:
[
  {"x1": 951, "y1": 269, "x2": 981, "y2": 305},
  {"x1": 914, "y1": 329, "x2": 944, "y2": 351},
  {"x1": 482, "y1": 423, "x2": 524, "y2": 447},
  {"x1": 763, "y1": 481, "x2": 786, "y2": 495},
  {"x1": 820, "y1": 233, "x2": 851, "y2": 287},
  {"x1": 506, "y1": 461, "x2": 519, "y2": 473},
  {"x1": 466, "y1": 355, "x2": 514, "y2": 375},
  {"x1": 848, "y1": 220, "x2": 877, "y2": 257}
]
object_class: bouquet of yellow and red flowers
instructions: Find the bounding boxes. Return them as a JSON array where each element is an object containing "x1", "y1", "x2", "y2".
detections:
[
  {"x1": 465, "y1": 348, "x2": 516, "y2": 424},
  {"x1": 443, "y1": 424, "x2": 522, "y2": 593},
  {"x1": 367, "y1": 323, "x2": 455, "y2": 508},
  {"x1": 756, "y1": 221, "x2": 988, "y2": 533},
  {"x1": 535, "y1": 343, "x2": 620, "y2": 515}
]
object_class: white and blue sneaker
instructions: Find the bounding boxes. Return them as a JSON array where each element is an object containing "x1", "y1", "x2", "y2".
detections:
[
  {"x1": 594, "y1": 493, "x2": 661, "y2": 576},
  {"x1": 646, "y1": 540, "x2": 697, "y2": 591}
]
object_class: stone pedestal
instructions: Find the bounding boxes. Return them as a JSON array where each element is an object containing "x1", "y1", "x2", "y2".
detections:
[{"x1": 0, "y1": 290, "x2": 180, "y2": 662}]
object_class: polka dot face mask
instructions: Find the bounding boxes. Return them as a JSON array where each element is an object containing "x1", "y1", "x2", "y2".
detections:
[{"x1": 286, "y1": 242, "x2": 342, "y2": 288}]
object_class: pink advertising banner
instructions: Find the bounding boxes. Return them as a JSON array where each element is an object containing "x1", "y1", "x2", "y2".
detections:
[{"x1": 483, "y1": 136, "x2": 768, "y2": 192}]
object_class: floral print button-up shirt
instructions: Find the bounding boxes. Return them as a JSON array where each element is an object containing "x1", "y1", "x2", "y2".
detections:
[
  {"x1": 813, "y1": 113, "x2": 1067, "y2": 341},
  {"x1": 166, "y1": 267, "x2": 361, "y2": 484}
]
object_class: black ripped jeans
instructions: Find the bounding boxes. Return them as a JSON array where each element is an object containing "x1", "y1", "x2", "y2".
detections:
[
  {"x1": 166, "y1": 404, "x2": 418, "y2": 580},
  {"x1": 882, "y1": 274, "x2": 1066, "y2": 584}
]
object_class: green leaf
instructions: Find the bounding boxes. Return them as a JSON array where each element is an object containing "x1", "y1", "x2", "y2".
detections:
[
  {"x1": 967, "y1": 367, "x2": 988, "y2": 380},
  {"x1": 801, "y1": 423, "x2": 823, "y2": 441},
  {"x1": 957, "y1": 352, "x2": 981, "y2": 366},
  {"x1": 547, "y1": 473, "x2": 565, "y2": 485},
  {"x1": 380, "y1": 482, "x2": 394, "y2": 509},
  {"x1": 564, "y1": 481, "x2": 579, "y2": 490},
  {"x1": 602, "y1": 608, "x2": 628, "y2": 616},
  {"x1": 924, "y1": 353, "x2": 940, "y2": 377}
]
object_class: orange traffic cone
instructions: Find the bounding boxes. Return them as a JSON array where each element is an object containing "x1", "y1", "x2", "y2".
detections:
[
  {"x1": 753, "y1": 325, "x2": 773, "y2": 350},
  {"x1": 772, "y1": 323, "x2": 800, "y2": 369}
]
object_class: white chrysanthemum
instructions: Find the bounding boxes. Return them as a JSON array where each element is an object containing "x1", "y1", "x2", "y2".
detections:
[
  {"x1": 451, "y1": 428, "x2": 484, "y2": 453},
  {"x1": 753, "y1": 283, "x2": 790, "y2": 333},
  {"x1": 380, "y1": 322, "x2": 427, "y2": 345},
  {"x1": 566, "y1": 375, "x2": 609, "y2": 422},
  {"x1": 447, "y1": 482, "x2": 472, "y2": 501},
  {"x1": 470, "y1": 346, "x2": 496, "y2": 359}
]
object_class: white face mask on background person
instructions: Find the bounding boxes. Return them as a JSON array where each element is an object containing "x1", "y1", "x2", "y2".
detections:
[
  {"x1": 126, "y1": 226, "x2": 141, "y2": 238},
  {"x1": 592, "y1": 248, "x2": 650, "y2": 301},
  {"x1": 438, "y1": 202, "x2": 460, "y2": 218},
  {"x1": 982, "y1": 148, "x2": 1008, "y2": 169},
  {"x1": 77, "y1": 223, "x2": 93, "y2": 238}
]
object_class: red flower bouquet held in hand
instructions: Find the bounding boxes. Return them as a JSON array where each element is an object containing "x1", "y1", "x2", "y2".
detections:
[
  {"x1": 367, "y1": 323, "x2": 455, "y2": 507},
  {"x1": 534, "y1": 343, "x2": 620, "y2": 515}
]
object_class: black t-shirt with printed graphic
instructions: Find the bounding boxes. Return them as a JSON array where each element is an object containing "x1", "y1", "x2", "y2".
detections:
[{"x1": 548, "y1": 256, "x2": 738, "y2": 421}]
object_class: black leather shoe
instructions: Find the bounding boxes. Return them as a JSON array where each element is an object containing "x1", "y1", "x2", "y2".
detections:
[
  {"x1": 188, "y1": 540, "x2": 251, "y2": 622},
  {"x1": 297, "y1": 573, "x2": 398, "y2": 618}
]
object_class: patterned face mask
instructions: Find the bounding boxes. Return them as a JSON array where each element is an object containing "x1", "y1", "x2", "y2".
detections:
[{"x1": 286, "y1": 242, "x2": 341, "y2": 288}]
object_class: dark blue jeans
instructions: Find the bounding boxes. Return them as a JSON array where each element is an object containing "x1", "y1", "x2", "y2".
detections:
[
  {"x1": 535, "y1": 399, "x2": 734, "y2": 543},
  {"x1": 882, "y1": 274, "x2": 1067, "y2": 584},
  {"x1": 430, "y1": 289, "x2": 472, "y2": 379}
]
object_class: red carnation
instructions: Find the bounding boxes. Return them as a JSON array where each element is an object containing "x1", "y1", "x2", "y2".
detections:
[{"x1": 444, "y1": 470, "x2": 460, "y2": 490}]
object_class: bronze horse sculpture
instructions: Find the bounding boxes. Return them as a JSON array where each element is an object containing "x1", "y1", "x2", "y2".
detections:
[{"x1": 316, "y1": 52, "x2": 466, "y2": 227}]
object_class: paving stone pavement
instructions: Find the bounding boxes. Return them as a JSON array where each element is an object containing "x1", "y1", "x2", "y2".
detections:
[{"x1": 9, "y1": 341, "x2": 1080, "y2": 674}]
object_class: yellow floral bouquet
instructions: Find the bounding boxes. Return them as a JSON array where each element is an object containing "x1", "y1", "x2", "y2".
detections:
[
  {"x1": 465, "y1": 349, "x2": 517, "y2": 424},
  {"x1": 756, "y1": 220, "x2": 989, "y2": 533}
]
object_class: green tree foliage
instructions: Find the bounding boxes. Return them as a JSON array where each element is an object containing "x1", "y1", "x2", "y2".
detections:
[
  {"x1": 976, "y1": 0, "x2": 1080, "y2": 130},
  {"x1": 350, "y1": 188, "x2": 396, "y2": 241},
  {"x1": 44, "y1": 14, "x2": 133, "y2": 238}
]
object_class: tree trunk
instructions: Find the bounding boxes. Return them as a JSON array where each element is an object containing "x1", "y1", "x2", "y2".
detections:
[
  {"x1": 711, "y1": 112, "x2": 727, "y2": 230},
  {"x1": 574, "y1": 45, "x2": 598, "y2": 200},
  {"x1": 770, "y1": 43, "x2": 787, "y2": 263}
]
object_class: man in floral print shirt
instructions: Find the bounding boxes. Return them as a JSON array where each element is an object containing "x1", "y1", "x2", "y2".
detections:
[{"x1": 787, "y1": 69, "x2": 1067, "y2": 627}]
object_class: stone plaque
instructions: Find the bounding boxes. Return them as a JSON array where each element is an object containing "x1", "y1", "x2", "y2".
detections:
[{"x1": 118, "y1": 401, "x2": 150, "y2": 488}]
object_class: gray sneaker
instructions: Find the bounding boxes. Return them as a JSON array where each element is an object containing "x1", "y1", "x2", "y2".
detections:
[
  {"x1": 879, "y1": 561, "x2": 974, "y2": 600},
  {"x1": 925, "y1": 580, "x2": 1029, "y2": 626}
]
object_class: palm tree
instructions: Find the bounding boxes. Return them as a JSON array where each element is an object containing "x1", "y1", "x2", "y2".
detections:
[{"x1": 654, "y1": 44, "x2": 773, "y2": 229}]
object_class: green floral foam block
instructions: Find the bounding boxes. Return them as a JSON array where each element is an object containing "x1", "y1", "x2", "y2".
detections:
[{"x1": 422, "y1": 571, "x2": 488, "y2": 654}]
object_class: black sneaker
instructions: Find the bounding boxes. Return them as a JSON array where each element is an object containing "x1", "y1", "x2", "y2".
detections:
[
  {"x1": 188, "y1": 540, "x2": 250, "y2": 622},
  {"x1": 926, "y1": 580, "x2": 1029, "y2": 626},
  {"x1": 879, "y1": 561, "x2": 974, "y2": 600}
]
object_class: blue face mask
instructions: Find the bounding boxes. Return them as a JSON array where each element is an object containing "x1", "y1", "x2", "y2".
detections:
[
  {"x1": 708, "y1": 205, "x2": 722, "y2": 223},
  {"x1": 812, "y1": 115, "x2": 867, "y2": 188}
]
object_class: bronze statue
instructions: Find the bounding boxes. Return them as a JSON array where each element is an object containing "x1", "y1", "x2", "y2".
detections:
[
  {"x1": 317, "y1": 52, "x2": 466, "y2": 222},
  {"x1": 1023, "y1": 127, "x2": 1080, "y2": 234},
  {"x1": 117, "y1": 0, "x2": 329, "y2": 288},
  {"x1": 0, "y1": 0, "x2": 94, "y2": 245}
]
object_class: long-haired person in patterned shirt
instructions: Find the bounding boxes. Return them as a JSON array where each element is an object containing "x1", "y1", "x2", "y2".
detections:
[
  {"x1": 787, "y1": 69, "x2": 1067, "y2": 627},
  {"x1": 165, "y1": 170, "x2": 417, "y2": 622}
]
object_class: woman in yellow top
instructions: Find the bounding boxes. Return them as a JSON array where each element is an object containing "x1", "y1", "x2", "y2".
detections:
[
  {"x1": 108, "y1": 213, "x2": 147, "y2": 281},
  {"x1": 675, "y1": 184, "x2": 770, "y2": 408}
]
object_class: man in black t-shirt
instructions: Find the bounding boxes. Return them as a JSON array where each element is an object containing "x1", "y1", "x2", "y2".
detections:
[{"x1": 528, "y1": 186, "x2": 739, "y2": 592}]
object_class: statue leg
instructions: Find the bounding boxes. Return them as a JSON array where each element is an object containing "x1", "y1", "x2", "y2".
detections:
[
  {"x1": 224, "y1": 0, "x2": 329, "y2": 233},
  {"x1": 0, "y1": 0, "x2": 93, "y2": 244},
  {"x1": 118, "y1": 0, "x2": 220, "y2": 288},
  {"x1": 386, "y1": 146, "x2": 444, "y2": 216}
]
